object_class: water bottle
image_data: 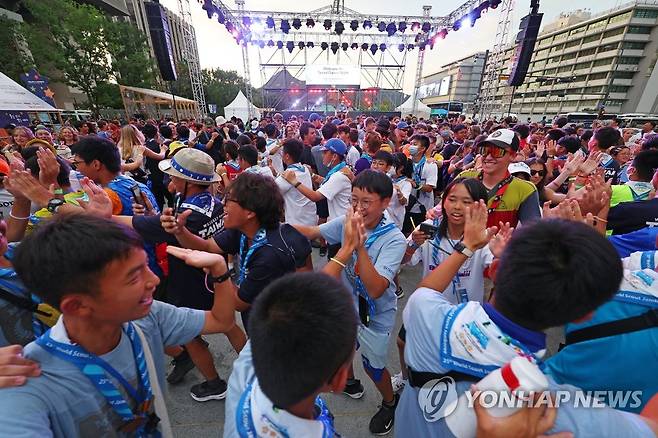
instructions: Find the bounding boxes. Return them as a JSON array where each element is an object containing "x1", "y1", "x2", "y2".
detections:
[{"x1": 444, "y1": 356, "x2": 549, "y2": 438}]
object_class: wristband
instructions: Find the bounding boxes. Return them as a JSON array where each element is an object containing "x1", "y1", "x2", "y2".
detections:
[
  {"x1": 204, "y1": 271, "x2": 231, "y2": 293},
  {"x1": 330, "y1": 257, "x2": 346, "y2": 268},
  {"x1": 294, "y1": 181, "x2": 301, "y2": 188}
]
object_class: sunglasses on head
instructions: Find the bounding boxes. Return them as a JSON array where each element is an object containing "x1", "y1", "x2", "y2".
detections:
[{"x1": 477, "y1": 145, "x2": 508, "y2": 158}]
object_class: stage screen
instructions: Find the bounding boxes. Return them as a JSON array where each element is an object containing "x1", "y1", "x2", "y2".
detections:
[{"x1": 305, "y1": 65, "x2": 361, "y2": 86}]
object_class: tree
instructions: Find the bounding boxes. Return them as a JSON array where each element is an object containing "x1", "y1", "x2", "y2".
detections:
[
  {"x1": 0, "y1": 15, "x2": 31, "y2": 82},
  {"x1": 106, "y1": 20, "x2": 157, "y2": 89},
  {"x1": 22, "y1": 0, "x2": 113, "y2": 116},
  {"x1": 171, "y1": 62, "x2": 193, "y2": 99},
  {"x1": 202, "y1": 68, "x2": 262, "y2": 115}
]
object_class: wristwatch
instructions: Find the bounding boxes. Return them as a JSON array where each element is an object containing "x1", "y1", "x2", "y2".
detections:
[
  {"x1": 207, "y1": 270, "x2": 231, "y2": 285},
  {"x1": 453, "y1": 241, "x2": 474, "y2": 258},
  {"x1": 46, "y1": 198, "x2": 65, "y2": 214}
]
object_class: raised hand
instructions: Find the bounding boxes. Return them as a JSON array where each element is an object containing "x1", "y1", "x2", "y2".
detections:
[
  {"x1": 0, "y1": 345, "x2": 41, "y2": 388},
  {"x1": 160, "y1": 207, "x2": 192, "y2": 235},
  {"x1": 463, "y1": 200, "x2": 497, "y2": 250},
  {"x1": 5, "y1": 170, "x2": 52, "y2": 208},
  {"x1": 78, "y1": 177, "x2": 113, "y2": 218},
  {"x1": 578, "y1": 150, "x2": 601, "y2": 175},
  {"x1": 536, "y1": 141, "x2": 546, "y2": 158},
  {"x1": 36, "y1": 147, "x2": 60, "y2": 188},
  {"x1": 562, "y1": 153, "x2": 584, "y2": 176},
  {"x1": 546, "y1": 139, "x2": 557, "y2": 157},
  {"x1": 282, "y1": 169, "x2": 298, "y2": 185},
  {"x1": 166, "y1": 246, "x2": 227, "y2": 274},
  {"x1": 488, "y1": 222, "x2": 514, "y2": 258}
]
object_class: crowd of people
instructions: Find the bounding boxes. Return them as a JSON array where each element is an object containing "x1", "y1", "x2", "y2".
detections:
[{"x1": 0, "y1": 109, "x2": 656, "y2": 437}]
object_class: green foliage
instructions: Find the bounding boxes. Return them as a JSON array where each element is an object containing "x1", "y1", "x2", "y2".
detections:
[
  {"x1": 95, "y1": 82, "x2": 123, "y2": 109},
  {"x1": 202, "y1": 68, "x2": 261, "y2": 115},
  {"x1": 171, "y1": 62, "x2": 193, "y2": 99},
  {"x1": 105, "y1": 19, "x2": 157, "y2": 88},
  {"x1": 0, "y1": 15, "x2": 31, "y2": 82}
]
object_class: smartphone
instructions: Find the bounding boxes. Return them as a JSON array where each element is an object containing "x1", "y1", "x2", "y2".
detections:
[
  {"x1": 130, "y1": 184, "x2": 146, "y2": 207},
  {"x1": 173, "y1": 193, "x2": 183, "y2": 219},
  {"x1": 419, "y1": 222, "x2": 439, "y2": 239}
]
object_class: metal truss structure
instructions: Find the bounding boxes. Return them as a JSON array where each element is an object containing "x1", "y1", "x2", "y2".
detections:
[
  {"x1": 200, "y1": 0, "x2": 497, "y2": 114},
  {"x1": 178, "y1": 0, "x2": 207, "y2": 117}
]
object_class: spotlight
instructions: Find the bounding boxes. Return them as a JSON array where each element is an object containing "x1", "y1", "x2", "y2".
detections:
[
  {"x1": 386, "y1": 23, "x2": 397, "y2": 37},
  {"x1": 379, "y1": 43, "x2": 387, "y2": 52},
  {"x1": 306, "y1": 18, "x2": 315, "y2": 27},
  {"x1": 407, "y1": 44, "x2": 414, "y2": 51},
  {"x1": 480, "y1": 0, "x2": 491, "y2": 8},
  {"x1": 286, "y1": 41, "x2": 294, "y2": 53},
  {"x1": 377, "y1": 22, "x2": 386, "y2": 32},
  {"x1": 225, "y1": 22, "x2": 234, "y2": 33},
  {"x1": 419, "y1": 42, "x2": 427, "y2": 51},
  {"x1": 437, "y1": 28, "x2": 448, "y2": 39},
  {"x1": 216, "y1": 10, "x2": 225, "y2": 24},
  {"x1": 292, "y1": 18, "x2": 302, "y2": 30},
  {"x1": 267, "y1": 39, "x2": 274, "y2": 47},
  {"x1": 398, "y1": 21, "x2": 407, "y2": 33},
  {"x1": 321, "y1": 42, "x2": 329, "y2": 50},
  {"x1": 361, "y1": 43, "x2": 368, "y2": 50},
  {"x1": 266, "y1": 16, "x2": 275, "y2": 29},
  {"x1": 411, "y1": 22, "x2": 420, "y2": 31},
  {"x1": 471, "y1": 9, "x2": 482, "y2": 25},
  {"x1": 370, "y1": 43, "x2": 378, "y2": 54},
  {"x1": 421, "y1": 22, "x2": 431, "y2": 33},
  {"x1": 335, "y1": 21, "x2": 345, "y2": 35},
  {"x1": 351, "y1": 42, "x2": 359, "y2": 50},
  {"x1": 341, "y1": 42, "x2": 349, "y2": 51},
  {"x1": 306, "y1": 41, "x2": 314, "y2": 48},
  {"x1": 363, "y1": 20, "x2": 372, "y2": 29},
  {"x1": 331, "y1": 42, "x2": 339, "y2": 54},
  {"x1": 298, "y1": 41, "x2": 305, "y2": 49},
  {"x1": 350, "y1": 20, "x2": 359, "y2": 31},
  {"x1": 280, "y1": 19, "x2": 290, "y2": 34},
  {"x1": 258, "y1": 40, "x2": 265, "y2": 48},
  {"x1": 276, "y1": 40, "x2": 284, "y2": 49},
  {"x1": 491, "y1": 0, "x2": 502, "y2": 8},
  {"x1": 242, "y1": 17, "x2": 251, "y2": 27},
  {"x1": 453, "y1": 20, "x2": 461, "y2": 31},
  {"x1": 398, "y1": 43, "x2": 405, "y2": 52},
  {"x1": 202, "y1": 0, "x2": 215, "y2": 19},
  {"x1": 323, "y1": 19, "x2": 332, "y2": 30}
]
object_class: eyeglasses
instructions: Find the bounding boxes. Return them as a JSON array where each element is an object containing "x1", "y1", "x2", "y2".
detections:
[
  {"x1": 351, "y1": 198, "x2": 374, "y2": 209},
  {"x1": 477, "y1": 145, "x2": 508, "y2": 158},
  {"x1": 530, "y1": 169, "x2": 546, "y2": 176}
]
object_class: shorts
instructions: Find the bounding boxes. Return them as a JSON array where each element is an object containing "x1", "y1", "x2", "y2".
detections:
[
  {"x1": 316, "y1": 198, "x2": 329, "y2": 219},
  {"x1": 357, "y1": 325, "x2": 391, "y2": 372}
]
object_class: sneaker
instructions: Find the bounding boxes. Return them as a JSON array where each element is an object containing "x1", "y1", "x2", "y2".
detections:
[
  {"x1": 342, "y1": 379, "x2": 365, "y2": 399},
  {"x1": 166, "y1": 350, "x2": 194, "y2": 385},
  {"x1": 369, "y1": 393, "x2": 400, "y2": 435},
  {"x1": 395, "y1": 285, "x2": 404, "y2": 299},
  {"x1": 190, "y1": 378, "x2": 228, "y2": 402},
  {"x1": 319, "y1": 246, "x2": 328, "y2": 257},
  {"x1": 391, "y1": 372, "x2": 405, "y2": 394}
]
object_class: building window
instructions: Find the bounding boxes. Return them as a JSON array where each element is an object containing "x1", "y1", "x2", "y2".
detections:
[
  {"x1": 589, "y1": 72, "x2": 608, "y2": 80},
  {"x1": 579, "y1": 48, "x2": 596, "y2": 57},
  {"x1": 592, "y1": 58, "x2": 613, "y2": 67},
  {"x1": 570, "y1": 26, "x2": 586, "y2": 36},
  {"x1": 627, "y1": 26, "x2": 652, "y2": 34},
  {"x1": 583, "y1": 35, "x2": 600, "y2": 44},
  {"x1": 608, "y1": 11, "x2": 632, "y2": 23},
  {"x1": 603, "y1": 27, "x2": 625, "y2": 38},
  {"x1": 588, "y1": 19, "x2": 608, "y2": 30},
  {"x1": 634, "y1": 9, "x2": 658, "y2": 19},
  {"x1": 608, "y1": 85, "x2": 629, "y2": 92},
  {"x1": 617, "y1": 56, "x2": 641, "y2": 64},
  {"x1": 599, "y1": 43, "x2": 619, "y2": 52},
  {"x1": 545, "y1": 68, "x2": 557, "y2": 75},
  {"x1": 557, "y1": 65, "x2": 573, "y2": 73},
  {"x1": 564, "y1": 39, "x2": 580, "y2": 49},
  {"x1": 574, "y1": 61, "x2": 591, "y2": 71},
  {"x1": 613, "y1": 71, "x2": 635, "y2": 79},
  {"x1": 622, "y1": 41, "x2": 646, "y2": 49}
]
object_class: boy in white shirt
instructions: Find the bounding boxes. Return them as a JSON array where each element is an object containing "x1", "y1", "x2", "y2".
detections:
[
  {"x1": 238, "y1": 145, "x2": 274, "y2": 179},
  {"x1": 275, "y1": 139, "x2": 317, "y2": 226}
]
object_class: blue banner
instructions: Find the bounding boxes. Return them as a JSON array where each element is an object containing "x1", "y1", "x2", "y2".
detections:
[{"x1": 19, "y1": 68, "x2": 56, "y2": 107}]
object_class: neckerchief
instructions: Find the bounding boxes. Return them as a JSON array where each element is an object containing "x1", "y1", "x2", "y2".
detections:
[
  {"x1": 361, "y1": 153, "x2": 373, "y2": 164},
  {"x1": 35, "y1": 322, "x2": 160, "y2": 436},
  {"x1": 626, "y1": 181, "x2": 654, "y2": 201},
  {"x1": 237, "y1": 229, "x2": 268, "y2": 286},
  {"x1": 236, "y1": 378, "x2": 338, "y2": 438},
  {"x1": 245, "y1": 165, "x2": 261, "y2": 174},
  {"x1": 287, "y1": 163, "x2": 306, "y2": 173},
  {"x1": 412, "y1": 156, "x2": 426, "y2": 186},
  {"x1": 614, "y1": 251, "x2": 658, "y2": 308},
  {"x1": 353, "y1": 216, "x2": 397, "y2": 322},
  {"x1": 391, "y1": 175, "x2": 407, "y2": 184},
  {"x1": 440, "y1": 301, "x2": 545, "y2": 378},
  {"x1": 321, "y1": 162, "x2": 346, "y2": 186},
  {"x1": 225, "y1": 160, "x2": 241, "y2": 171},
  {"x1": 478, "y1": 172, "x2": 514, "y2": 215}
]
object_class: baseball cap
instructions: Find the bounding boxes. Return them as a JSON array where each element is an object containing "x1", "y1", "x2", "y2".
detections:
[
  {"x1": 250, "y1": 120, "x2": 259, "y2": 130},
  {"x1": 508, "y1": 162, "x2": 531, "y2": 177},
  {"x1": 396, "y1": 121, "x2": 409, "y2": 130},
  {"x1": 204, "y1": 117, "x2": 215, "y2": 127},
  {"x1": 320, "y1": 138, "x2": 347, "y2": 157},
  {"x1": 481, "y1": 128, "x2": 520, "y2": 151},
  {"x1": 309, "y1": 113, "x2": 322, "y2": 122},
  {"x1": 158, "y1": 147, "x2": 220, "y2": 185},
  {"x1": 332, "y1": 119, "x2": 342, "y2": 126}
]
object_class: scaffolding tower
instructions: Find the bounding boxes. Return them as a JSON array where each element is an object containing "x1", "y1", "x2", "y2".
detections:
[
  {"x1": 411, "y1": 5, "x2": 432, "y2": 115},
  {"x1": 177, "y1": 0, "x2": 207, "y2": 117}
]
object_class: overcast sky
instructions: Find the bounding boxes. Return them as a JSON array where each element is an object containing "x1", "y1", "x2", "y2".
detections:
[{"x1": 161, "y1": 0, "x2": 625, "y2": 93}]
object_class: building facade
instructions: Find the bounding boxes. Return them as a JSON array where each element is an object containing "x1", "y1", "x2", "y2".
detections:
[
  {"x1": 420, "y1": 52, "x2": 488, "y2": 116},
  {"x1": 481, "y1": 0, "x2": 658, "y2": 119}
]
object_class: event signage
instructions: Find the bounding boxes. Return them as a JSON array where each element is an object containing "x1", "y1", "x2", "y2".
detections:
[{"x1": 305, "y1": 65, "x2": 361, "y2": 86}]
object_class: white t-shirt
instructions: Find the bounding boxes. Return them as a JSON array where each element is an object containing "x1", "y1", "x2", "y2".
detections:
[
  {"x1": 0, "y1": 189, "x2": 14, "y2": 220},
  {"x1": 244, "y1": 165, "x2": 274, "y2": 179},
  {"x1": 407, "y1": 220, "x2": 494, "y2": 304},
  {"x1": 275, "y1": 165, "x2": 317, "y2": 226},
  {"x1": 411, "y1": 160, "x2": 438, "y2": 214},
  {"x1": 345, "y1": 145, "x2": 360, "y2": 169},
  {"x1": 318, "y1": 172, "x2": 351, "y2": 221},
  {"x1": 387, "y1": 178, "x2": 412, "y2": 229},
  {"x1": 266, "y1": 138, "x2": 284, "y2": 175}
]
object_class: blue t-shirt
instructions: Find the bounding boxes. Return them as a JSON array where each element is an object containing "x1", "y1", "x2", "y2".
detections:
[
  {"x1": 608, "y1": 227, "x2": 658, "y2": 258},
  {"x1": 0, "y1": 301, "x2": 205, "y2": 437},
  {"x1": 0, "y1": 243, "x2": 34, "y2": 347},
  {"x1": 319, "y1": 213, "x2": 406, "y2": 333},
  {"x1": 395, "y1": 287, "x2": 655, "y2": 437}
]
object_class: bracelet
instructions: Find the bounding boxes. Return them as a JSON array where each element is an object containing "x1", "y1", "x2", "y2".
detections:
[
  {"x1": 330, "y1": 257, "x2": 346, "y2": 268},
  {"x1": 593, "y1": 216, "x2": 608, "y2": 224},
  {"x1": 204, "y1": 271, "x2": 231, "y2": 293},
  {"x1": 547, "y1": 155, "x2": 555, "y2": 159},
  {"x1": 9, "y1": 211, "x2": 30, "y2": 220},
  {"x1": 294, "y1": 181, "x2": 301, "y2": 188}
]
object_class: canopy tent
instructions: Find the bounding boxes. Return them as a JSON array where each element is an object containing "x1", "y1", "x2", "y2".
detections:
[
  {"x1": 223, "y1": 90, "x2": 260, "y2": 121},
  {"x1": 119, "y1": 85, "x2": 199, "y2": 120},
  {"x1": 396, "y1": 96, "x2": 431, "y2": 118}
]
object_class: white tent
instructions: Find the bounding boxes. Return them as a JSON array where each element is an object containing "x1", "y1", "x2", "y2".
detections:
[
  {"x1": 396, "y1": 96, "x2": 431, "y2": 118},
  {"x1": 223, "y1": 90, "x2": 260, "y2": 121},
  {"x1": 0, "y1": 71, "x2": 60, "y2": 112}
]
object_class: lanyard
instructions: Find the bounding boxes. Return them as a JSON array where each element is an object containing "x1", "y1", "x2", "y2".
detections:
[
  {"x1": 353, "y1": 217, "x2": 397, "y2": 319},
  {"x1": 35, "y1": 323, "x2": 159, "y2": 436},
  {"x1": 238, "y1": 229, "x2": 268, "y2": 286},
  {"x1": 479, "y1": 172, "x2": 513, "y2": 215},
  {"x1": 237, "y1": 380, "x2": 337, "y2": 438},
  {"x1": 429, "y1": 219, "x2": 468, "y2": 302},
  {"x1": 412, "y1": 156, "x2": 426, "y2": 186},
  {"x1": 321, "y1": 162, "x2": 347, "y2": 186}
]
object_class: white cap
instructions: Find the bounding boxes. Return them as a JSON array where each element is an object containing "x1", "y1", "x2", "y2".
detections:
[
  {"x1": 215, "y1": 115, "x2": 227, "y2": 126},
  {"x1": 508, "y1": 162, "x2": 530, "y2": 176}
]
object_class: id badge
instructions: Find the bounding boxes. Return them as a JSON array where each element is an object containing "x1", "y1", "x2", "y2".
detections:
[
  {"x1": 358, "y1": 295, "x2": 370, "y2": 327},
  {"x1": 456, "y1": 288, "x2": 469, "y2": 304}
]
